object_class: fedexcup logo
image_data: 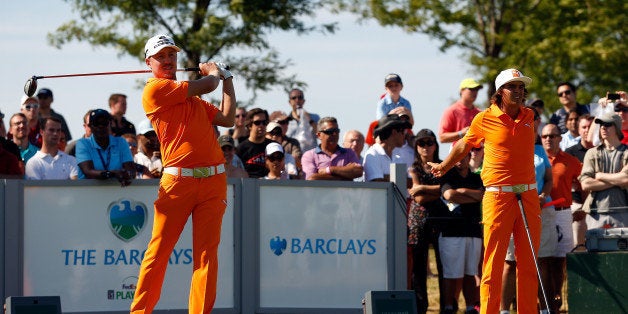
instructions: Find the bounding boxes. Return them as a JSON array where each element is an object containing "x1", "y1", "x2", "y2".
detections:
[
  {"x1": 270, "y1": 236, "x2": 287, "y2": 256},
  {"x1": 107, "y1": 198, "x2": 147, "y2": 242}
]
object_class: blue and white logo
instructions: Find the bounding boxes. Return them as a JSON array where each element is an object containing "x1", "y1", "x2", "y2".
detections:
[
  {"x1": 270, "y1": 236, "x2": 288, "y2": 256},
  {"x1": 107, "y1": 198, "x2": 148, "y2": 242}
]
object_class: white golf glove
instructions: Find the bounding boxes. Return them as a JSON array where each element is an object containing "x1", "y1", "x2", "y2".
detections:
[{"x1": 216, "y1": 62, "x2": 233, "y2": 80}]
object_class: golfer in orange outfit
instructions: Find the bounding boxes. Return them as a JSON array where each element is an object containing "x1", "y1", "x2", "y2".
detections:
[
  {"x1": 130, "y1": 34, "x2": 236, "y2": 314},
  {"x1": 429, "y1": 69, "x2": 541, "y2": 314}
]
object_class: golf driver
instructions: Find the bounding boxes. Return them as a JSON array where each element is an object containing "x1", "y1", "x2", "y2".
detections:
[
  {"x1": 515, "y1": 193, "x2": 551, "y2": 311},
  {"x1": 24, "y1": 67, "x2": 204, "y2": 97}
]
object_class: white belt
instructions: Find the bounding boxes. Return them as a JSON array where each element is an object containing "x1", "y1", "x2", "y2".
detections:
[
  {"x1": 163, "y1": 164, "x2": 225, "y2": 178},
  {"x1": 485, "y1": 183, "x2": 537, "y2": 193}
]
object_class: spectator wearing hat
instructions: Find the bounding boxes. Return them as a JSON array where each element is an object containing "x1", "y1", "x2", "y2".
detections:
[
  {"x1": 263, "y1": 142, "x2": 289, "y2": 180},
  {"x1": 18, "y1": 95, "x2": 42, "y2": 148},
  {"x1": 75, "y1": 109, "x2": 135, "y2": 185},
  {"x1": 363, "y1": 114, "x2": 411, "y2": 182},
  {"x1": 266, "y1": 121, "x2": 300, "y2": 178},
  {"x1": 301, "y1": 117, "x2": 362, "y2": 181},
  {"x1": 36, "y1": 88, "x2": 72, "y2": 141},
  {"x1": 108, "y1": 93, "x2": 136, "y2": 136},
  {"x1": 25, "y1": 117, "x2": 78, "y2": 180},
  {"x1": 236, "y1": 108, "x2": 274, "y2": 178},
  {"x1": 550, "y1": 82, "x2": 590, "y2": 134},
  {"x1": 390, "y1": 107, "x2": 416, "y2": 178},
  {"x1": 579, "y1": 112, "x2": 628, "y2": 230},
  {"x1": 439, "y1": 78, "x2": 483, "y2": 144},
  {"x1": 376, "y1": 73, "x2": 412, "y2": 120},
  {"x1": 429, "y1": 69, "x2": 541, "y2": 313},
  {"x1": 285, "y1": 88, "x2": 317, "y2": 152},
  {"x1": 134, "y1": 119, "x2": 162, "y2": 178},
  {"x1": 218, "y1": 135, "x2": 248, "y2": 178},
  {"x1": 8, "y1": 113, "x2": 38, "y2": 168},
  {"x1": 269, "y1": 110, "x2": 302, "y2": 166}
]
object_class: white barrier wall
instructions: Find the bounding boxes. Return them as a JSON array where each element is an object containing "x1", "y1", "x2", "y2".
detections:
[{"x1": 3, "y1": 179, "x2": 405, "y2": 314}]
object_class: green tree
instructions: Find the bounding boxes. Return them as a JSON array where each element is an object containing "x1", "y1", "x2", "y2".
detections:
[
  {"x1": 336, "y1": 0, "x2": 627, "y2": 112},
  {"x1": 49, "y1": 0, "x2": 337, "y2": 106}
]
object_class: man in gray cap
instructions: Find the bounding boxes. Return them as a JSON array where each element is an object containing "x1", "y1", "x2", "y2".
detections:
[
  {"x1": 579, "y1": 112, "x2": 628, "y2": 229},
  {"x1": 363, "y1": 114, "x2": 411, "y2": 181}
]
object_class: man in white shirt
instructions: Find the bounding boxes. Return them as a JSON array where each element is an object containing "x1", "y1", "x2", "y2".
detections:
[
  {"x1": 25, "y1": 117, "x2": 78, "y2": 180},
  {"x1": 363, "y1": 114, "x2": 411, "y2": 182}
]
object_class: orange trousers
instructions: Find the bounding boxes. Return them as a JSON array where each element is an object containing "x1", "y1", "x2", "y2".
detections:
[
  {"x1": 480, "y1": 189, "x2": 541, "y2": 314},
  {"x1": 131, "y1": 173, "x2": 227, "y2": 314}
]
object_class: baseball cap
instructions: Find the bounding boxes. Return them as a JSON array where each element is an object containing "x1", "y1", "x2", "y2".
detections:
[
  {"x1": 415, "y1": 128, "x2": 437, "y2": 140},
  {"x1": 137, "y1": 119, "x2": 155, "y2": 135},
  {"x1": 89, "y1": 109, "x2": 112, "y2": 124},
  {"x1": 20, "y1": 95, "x2": 39, "y2": 106},
  {"x1": 144, "y1": 34, "x2": 181, "y2": 59},
  {"x1": 265, "y1": 142, "x2": 284, "y2": 156},
  {"x1": 309, "y1": 113, "x2": 320, "y2": 124},
  {"x1": 459, "y1": 78, "x2": 483, "y2": 90},
  {"x1": 594, "y1": 112, "x2": 623, "y2": 140},
  {"x1": 266, "y1": 122, "x2": 282, "y2": 133},
  {"x1": 495, "y1": 68, "x2": 532, "y2": 90},
  {"x1": 374, "y1": 114, "x2": 412, "y2": 136},
  {"x1": 384, "y1": 73, "x2": 402, "y2": 85},
  {"x1": 218, "y1": 135, "x2": 235, "y2": 148},
  {"x1": 36, "y1": 88, "x2": 53, "y2": 98}
]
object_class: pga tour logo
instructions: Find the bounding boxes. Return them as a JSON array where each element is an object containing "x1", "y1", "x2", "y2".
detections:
[{"x1": 107, "y1": 198, "x2": 148, "y2": 242}]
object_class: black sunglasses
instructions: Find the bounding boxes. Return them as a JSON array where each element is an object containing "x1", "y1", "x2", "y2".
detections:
[
  {"x1": 541, "y1": 134, "x2": 560, "y2": 139},
  {"x1": 267, "y1": 154, "x2": 284, "y2": 162},
  {"x1": 417, "y1": 139, "x2": 435, "y2": 147},
  {"x1": 614, "y1": 107, "x2": 628, "y2": 113},
  {"x1": 598, "y1": 121, "x2": 615, "y2": 128},
  {"x1": 290, "y1": 95, "x2": 304, "y2": 100},
  {"x1": 252, "y1": 120, "x2": 269, "y2": 126},
  {"x1": 557, "y1": 90, "x2": 572, "y2": 97},
  {"x1": 319, "y1": 128, "x2": 340, "y2": 135}
]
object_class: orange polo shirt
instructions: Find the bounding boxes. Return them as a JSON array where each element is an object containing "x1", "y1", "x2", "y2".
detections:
[
  {"x1": 142, "y1": 78, "x2": 224, "y2": 168},
  {"x1": 548, "y1": 150, "x2": 582, "y2": 207},
  {"x1": 464, "y1": 104, "x2": 536, "y2": 186}
]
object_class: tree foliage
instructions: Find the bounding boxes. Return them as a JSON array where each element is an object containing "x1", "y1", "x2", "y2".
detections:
[
  {"x1": 49, "y1": 0, "x2": 337, "y2": 106},
  {"x1": 336, "y1": 0, "x2": 627, "y2": 111}
]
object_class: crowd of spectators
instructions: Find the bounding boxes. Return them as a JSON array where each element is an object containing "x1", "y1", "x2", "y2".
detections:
[{"x1": 0, "y1": 76, "x2": 626, "y2": 314}]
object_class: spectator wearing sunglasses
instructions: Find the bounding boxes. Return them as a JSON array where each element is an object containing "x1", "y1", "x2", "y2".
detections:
[
  {"x1": 363, "y1": 114, "x2": 411, "y2": 182},
  {"x1": 8, "y1": 112, "x2": 38, "y2": 167},
  {"x1": 262, "y1": 142, "x2": 289, "y2": 180},
  {"x1": 550, "y1": 82, "x2": 590, "y2": 134},
  {"x1": 285, "y1": 88, "x2": 317, "y2": 152},
  {"x1": 301, "y1": 117, "x2": 362, "y2": 181},
  {"x1": 266, "y1": 121, "x2": 300, "y2": 179},
  {"x1": 223, "y1": 107, "x2": 248, "y2": 146},
  {"x1": 18, "y1": 95, "x2": 42, "y2": 148},
  {"x1": 236, "y1": 108, "x2": 273, "y2": 178},
  {"x1": 579, "y1": 112, "x2": 628, "y2": 230},
  {"x1": 269, "y1": 110, "x2": 302, "y2": 166}
]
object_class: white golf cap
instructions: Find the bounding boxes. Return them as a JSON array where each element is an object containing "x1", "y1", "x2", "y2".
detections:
[
  {"x1": 265, "y1": 142, "x2": 284, "y2": 156},
  {"x1": 144, "y1": 34, "x2": 180, "y2": 59},
  {"x1": 495, "y1": 68, "x2": 532, "y2": 90},
  {"x1": 137, "y1": 119, "x2": 155, "y2": 135}
]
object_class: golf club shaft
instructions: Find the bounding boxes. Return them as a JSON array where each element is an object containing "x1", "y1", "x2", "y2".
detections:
[
  {"x1": 34, "y1": 68, "x2": 200, "y2": 80},
  {"x1": 516, "y1": 193, "x2": 551, "y2": 311}
]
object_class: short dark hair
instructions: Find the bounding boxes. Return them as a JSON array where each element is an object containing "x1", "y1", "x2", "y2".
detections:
[
  {"x1": 108, "y1": 93, "x2": 127, "y2": 107},
  {"x1": 41, "y1": 117, "x2": 63, "y2": 130},
  {"x1": 556, "y1": 82, "x2": 576, "y2": 92},
  {"x1": 245, "y1": 108, "x2": 269, "y2": 127}
]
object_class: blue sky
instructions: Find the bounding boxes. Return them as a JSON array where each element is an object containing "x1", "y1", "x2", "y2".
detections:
[{"x1": 0, "y1": 1, "x2": 487, "y2": 156}]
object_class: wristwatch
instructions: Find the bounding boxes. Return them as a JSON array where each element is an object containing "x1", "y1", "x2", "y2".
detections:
[{"x1": 100, "y1": 170, "x2": 113, "y2": 179}]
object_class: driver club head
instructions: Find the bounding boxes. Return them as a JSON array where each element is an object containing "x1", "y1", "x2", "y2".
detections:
[{"x1": 24, "y1": 76, "x2": 38, "y2": 97}]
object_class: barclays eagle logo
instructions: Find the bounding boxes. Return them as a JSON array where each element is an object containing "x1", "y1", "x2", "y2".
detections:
[
  {"x1": 270, "y1": 236, "x2": 287, "y2": 256},
  {"x1": 107, "y1": 198, "x2": 148, "y2": 242}
]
